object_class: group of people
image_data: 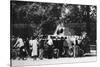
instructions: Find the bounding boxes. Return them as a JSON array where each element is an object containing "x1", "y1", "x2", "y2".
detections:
[
  {"x1": 11, "y1": 36, "x2": 39, "y2": 60},
  {"x1": 11, "y1": 32, "x2": 90, "y2": 60}
]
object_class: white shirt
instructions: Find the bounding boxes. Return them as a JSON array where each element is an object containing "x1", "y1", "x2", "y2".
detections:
[
  {"x1": 15, "y1": 38, "x2": 24, "y2": 47},
  {"x1": 47, "y1": 39, "x2": 53, "y2": 46}
]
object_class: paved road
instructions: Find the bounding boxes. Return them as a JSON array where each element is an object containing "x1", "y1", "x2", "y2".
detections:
[{"x1": 11, "y1": 56, "x2": 96, "y2": 67}]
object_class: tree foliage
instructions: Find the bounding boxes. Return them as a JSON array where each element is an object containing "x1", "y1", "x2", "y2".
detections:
[{"x1": 11, "y1": 1, "x2": 96, "y2": 39}]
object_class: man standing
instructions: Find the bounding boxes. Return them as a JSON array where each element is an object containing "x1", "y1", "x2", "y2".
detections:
[
  {"x1": 14, "y1": 36, "x2": 25, "y2": 59},
  {"x1": 47, "y1": 35, "x2": 54, "y2": 59}
]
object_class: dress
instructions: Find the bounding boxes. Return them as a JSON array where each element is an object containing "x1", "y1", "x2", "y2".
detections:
[{"x1": 29, "y1": 39, "x2": 38, "y2": 56}]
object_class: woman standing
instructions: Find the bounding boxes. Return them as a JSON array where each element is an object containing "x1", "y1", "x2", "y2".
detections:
[{"x1": 29, "y1": 37, "x2": 38, "y2": 60}]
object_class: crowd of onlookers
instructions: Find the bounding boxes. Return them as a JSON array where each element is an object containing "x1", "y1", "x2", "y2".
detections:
[{"x1": 10, "y1": 33, "x2": 90, "y2": 60}]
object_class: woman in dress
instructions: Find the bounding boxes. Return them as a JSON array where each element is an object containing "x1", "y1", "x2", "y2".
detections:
[{"x1": 29, "y1": 37, "x2": 38, "y2": 60}]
